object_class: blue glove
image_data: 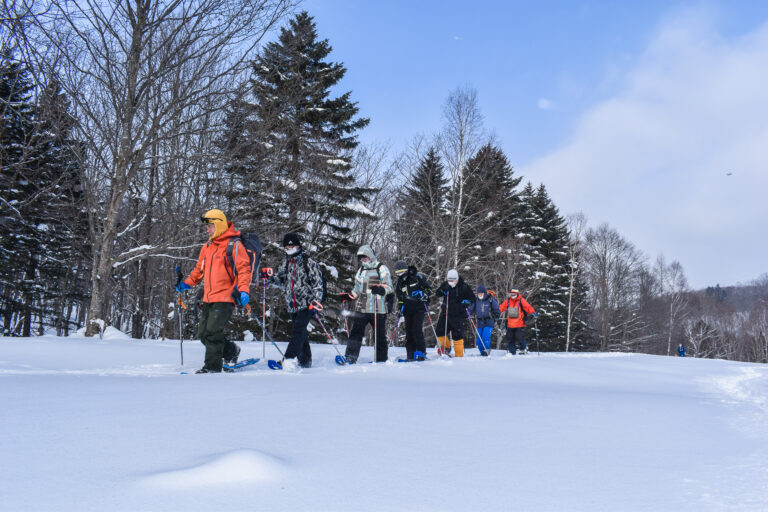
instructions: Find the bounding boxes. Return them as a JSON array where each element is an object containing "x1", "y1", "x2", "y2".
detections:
[
  {"x1": 442, "y1": 289, "x2": 449, "y2": 296},
  {"x1": 237, "y1": 292, "x2": 250, "y2": 307},
  {"x1": 461, "y1": 299, "x2": 472, "y2": 306},
  {"x1": 411, "y1": 290, "x2": 424, "y2": 299},
  {"x1": 175, "y1": 282, "x2": 190, "y2": 293},
  {"x1": 532, "y1": 312, "x2": 539, "y2": 318}
]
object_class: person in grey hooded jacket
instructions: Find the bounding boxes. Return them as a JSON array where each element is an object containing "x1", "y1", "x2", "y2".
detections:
[{"x1": 342, "y1": 245, "x2": 393, "y2": 363}]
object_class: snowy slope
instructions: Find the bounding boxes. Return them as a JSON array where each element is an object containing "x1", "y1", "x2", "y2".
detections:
[{"x1": 1, "y1": 335, "x2": 767, "y2": 512}]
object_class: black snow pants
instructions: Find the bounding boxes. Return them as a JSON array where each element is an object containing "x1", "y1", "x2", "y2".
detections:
[
  {"x1": 403, "y1": 309, "x2": 426, "y2": 359},
  {"x1": 345, "y1": 312, "x2": 388, "y2": 363}
]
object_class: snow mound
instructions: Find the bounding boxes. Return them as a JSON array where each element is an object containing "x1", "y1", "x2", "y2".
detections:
[{"x1": 143, "y1": 449, "x2": 286, "y2": 489}]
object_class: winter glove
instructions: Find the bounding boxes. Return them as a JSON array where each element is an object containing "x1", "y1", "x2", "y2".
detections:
[
  {"x1": 175, "y1": 282, "x2": 191, "y2": 293},
  {"x1": 260, "y1": 267, "x2": 273, "y2": 279},
  {"x1": 237, "y1": 292, "x2": 250, "y2": 307},
  {"x1": 441, "y1": 289, "x2": 449, "y2": 296},
  {"x1": 339, "y1": 292, "x2": 354, "y2": 300},
  {"x1": 461, "y1": 299, "x2": 472, "y2": 306},
  {"x1": 411, "y1": 290, "x2": 424, "y2": 299},
  {"x1": 370, "y1": 285, "x2": 386, "y2": 296},
  {"x1": 532, "y1": 312, "x2": 539, "y2": 318}
]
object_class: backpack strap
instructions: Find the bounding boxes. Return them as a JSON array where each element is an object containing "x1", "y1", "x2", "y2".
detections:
[{"x1": 225, "y1": 238, "x2": 240, "y2": 282}]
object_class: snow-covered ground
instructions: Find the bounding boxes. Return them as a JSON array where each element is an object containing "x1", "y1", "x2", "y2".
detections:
[{"x1": 1, "y1": 334, "x2": 767, "y2": 512}]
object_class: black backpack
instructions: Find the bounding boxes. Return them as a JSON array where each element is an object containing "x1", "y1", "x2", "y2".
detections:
[{"x1": 225, "y1": 232, "x2": 263, "y2": 287}]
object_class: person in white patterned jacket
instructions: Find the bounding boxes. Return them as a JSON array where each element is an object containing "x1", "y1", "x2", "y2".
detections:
[{"x1": 263, "y1": 232, "x2": 324, "y2": 369}]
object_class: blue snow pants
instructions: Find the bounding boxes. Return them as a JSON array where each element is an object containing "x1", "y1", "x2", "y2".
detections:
[{"x1": 476, "y1": 326, "x2": 493, "y2": 353}]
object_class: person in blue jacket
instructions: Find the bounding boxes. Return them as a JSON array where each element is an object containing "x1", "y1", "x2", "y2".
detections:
[
  {"x1": 469, "y1": 284, "x2": 500, "y2": 356},
  {"x1": 676, "y1": 343, "x2": 686, "y2": 357}
]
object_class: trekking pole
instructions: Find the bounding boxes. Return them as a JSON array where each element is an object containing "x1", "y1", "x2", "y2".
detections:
[
  {"x1": 444, "y1": 290, "x2": 455, "y2": 356},
  {"x1": 373, "y1": 292, "x2": 378, "y2": 363},
  {"x1": 389, "y1": 307, "x2": 404, "y2": 347},
  {"x1": 175, "y1": 266, "x2": 187, "y2": 366},
  {"x1": 465, "y1": 308, "x2": 485, "y2": 355},
  {"x1": 423, "y1": 302, "x2": 441, "y2": 356},
  {"x1": 309, "y1": 304, "x2": 347, "y2": 365},
  {"x1": 535, "y1": 316, "x2": 540, "y2": 356},
  {"x1": 262, "y1": 275, "x2": 267, "y2": 359},
  {"x1": 341, "y1": 298, "x2": 350, "y2": 337}
]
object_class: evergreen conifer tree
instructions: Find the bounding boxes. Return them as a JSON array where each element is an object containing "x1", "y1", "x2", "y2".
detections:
[
  {"x1": 0, "y1": 46, "x2": 38, "y2": 335},
  {"x1": 394, "y1": 147, "x2": 450, "y2": 280},
  {"x1": 460, "y1": 144, "x2": 522, "y2": 282},
  {"x1": 221, "y1": 11, "x2": 372, "y2": 339},
  {"x1": 522, "y1": 184, "x2": 587, "y2": 350}
]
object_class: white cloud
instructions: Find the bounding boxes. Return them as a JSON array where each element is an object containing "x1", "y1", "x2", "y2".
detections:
[
  {"x1": 537, "y1": 98, "x2": 553, "y2": 110},
  {"x1": 521, "y1": 9, "x2": 768, "y2": 288}
]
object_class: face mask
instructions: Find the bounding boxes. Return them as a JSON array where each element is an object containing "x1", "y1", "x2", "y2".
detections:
[
  {"x1": 285, "y1": 247, "x2": 299, "y2": 256},
  {"x1": 448, "y1": 280, "x2": 457, "y2": 288},
  {"x1": 478, "y1": 293, "x2": 485, "y2": 299}
]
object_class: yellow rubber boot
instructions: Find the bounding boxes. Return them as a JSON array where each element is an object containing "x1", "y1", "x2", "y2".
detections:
[{"x1": 454, "y1": 339, "x2": 465, "y2": 357}]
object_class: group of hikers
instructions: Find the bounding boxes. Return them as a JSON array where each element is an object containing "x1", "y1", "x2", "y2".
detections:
[{"x1": 176, "y1": 210, "x2": 538, "y2": 374}]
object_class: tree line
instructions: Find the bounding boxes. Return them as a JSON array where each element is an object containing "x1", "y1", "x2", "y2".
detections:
[{"x1": 1, "y1": 4, "x2": 765, "y2": 363}]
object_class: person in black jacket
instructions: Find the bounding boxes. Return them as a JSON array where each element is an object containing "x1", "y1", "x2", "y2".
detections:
[
  {"x1": 393, "y1": 260, "x2": 432, "y2": 361},
  {"x1": 435, "y1": 269, "x2": 475, "y2": 357}
]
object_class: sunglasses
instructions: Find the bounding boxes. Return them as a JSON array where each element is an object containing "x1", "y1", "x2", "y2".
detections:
[{"x1": 200, "y1": 216, "x2": 223, "y2": 224}]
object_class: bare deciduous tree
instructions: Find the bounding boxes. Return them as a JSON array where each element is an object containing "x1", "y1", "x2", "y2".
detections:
[{"x1": 6, "y1": 0, "x2": 293, "y2": 335}]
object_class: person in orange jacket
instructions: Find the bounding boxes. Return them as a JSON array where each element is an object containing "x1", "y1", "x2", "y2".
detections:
[
  {"x1": 176, "y1": 209, "x2": 252, "y2": 373},
  {"x1": 498, "y1": 289, "x2": 537, "y2": 355}
]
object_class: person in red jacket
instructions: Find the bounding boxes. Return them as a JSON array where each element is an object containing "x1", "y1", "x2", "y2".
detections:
[
  {"x1": 176, "y1": 209, "x2": 252, "y2": 373},
  {"x1": 498, "y1": 289, "x2": 537, "y2": 354}
]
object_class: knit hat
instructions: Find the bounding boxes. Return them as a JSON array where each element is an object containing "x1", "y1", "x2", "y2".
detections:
[
  {"x1": 394, "y1": 260, "x2": 408, "y2": 276},
  {"x1": 201, "y1": 209, "x2": 228, "y2": 239},
  {"x1": 446, "y1": 269, "x2": 459, "y2": 281},
  {"x1": 477, "y1": 284, "x2": 487, "y2": 294},
  {"x1": 282, "y1": 232, "x2": 302, "y2": 247},
  {"x1": 509, "y1": 288, "x2": 520, "y2": 297}
]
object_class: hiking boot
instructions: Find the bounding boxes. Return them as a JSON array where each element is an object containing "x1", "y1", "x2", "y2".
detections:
[
  {"x1": 281, "y1": 358, "x2": 299, "y2": 372},
  {"x1": 225, "y1": 344, "x2": 241, "y2": 364},
  {"x1": 195, "y1": 367, "x2": 221, "y2": 374},
  {"x1": 481, "y1": 350, "x2": 489, "y2": 357},
  {"x1": 222, "y1": 366, "x2": 235, "y2": 373}
]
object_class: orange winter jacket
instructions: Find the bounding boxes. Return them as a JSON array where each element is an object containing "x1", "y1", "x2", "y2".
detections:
[
  {"x1": 499, "y1": 296, "x2": 536, "y2": 328},
  {"x1": 184, "y1": 223, "x2": 252, "y2": 304}
]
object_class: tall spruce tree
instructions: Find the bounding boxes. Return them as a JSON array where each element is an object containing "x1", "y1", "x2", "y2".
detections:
[
  {"x1": 0, "y1": 49, "x2": 86, "y2": 335},
  {"x1": 460, "y1": 144, "x2": 523, "y2": 282},
  {"x1": 394, "y1": 147, "x2": 450, "y2": 281},
  {"x1": 0, "y1": 46, "x2": 38, "y2": 335},
  {"x1": 522, "y1": 184, "x2": 586, "y2": 350},
  {"x1": 222, "y1": 11, "x2": 372, "y2": 339}
]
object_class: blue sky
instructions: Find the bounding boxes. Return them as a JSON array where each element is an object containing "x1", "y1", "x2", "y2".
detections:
[{"x1": 299, "y1": 1, "x2": 768, "y2": 288}]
